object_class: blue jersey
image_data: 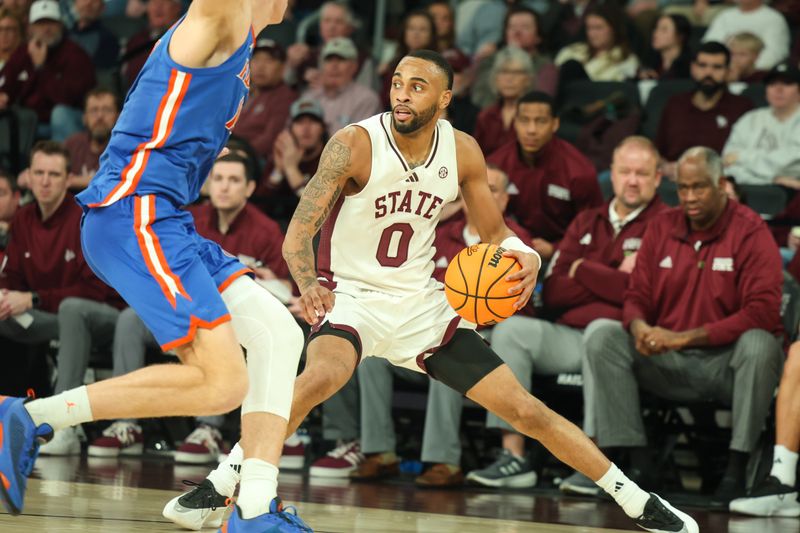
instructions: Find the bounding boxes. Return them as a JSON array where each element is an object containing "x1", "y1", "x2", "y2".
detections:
[{"x1": 77, "y1": 19, "x2": 254, "y2": 209}]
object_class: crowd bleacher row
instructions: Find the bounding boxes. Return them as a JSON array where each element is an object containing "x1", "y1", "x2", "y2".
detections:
[{"x1": 0, "y1": 0, "x2": 799, "y2": 516}]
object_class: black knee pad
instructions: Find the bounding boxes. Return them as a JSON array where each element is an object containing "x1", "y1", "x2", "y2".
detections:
[{"x1": 424, "y1": 329, "x2": 504, "y2": 394}]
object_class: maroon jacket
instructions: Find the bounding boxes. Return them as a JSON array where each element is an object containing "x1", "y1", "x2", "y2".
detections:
[
  {"x1": 64, "y1": 131, "x2": 102, "y2": 177},
  {"x1": 487, "y1": 137, "x2": 602, "y2": 245},
  {"x1": 233, "y1": 83, "x2": 298, "y2": 159},
  {"x1": 544, "y1": 197, "x2": 669, "y2": 329},
  {"x1": 656, "y1": 91, "x2": 752, "y2": 162},
  {"x1": 0, "y1": 38, "x2": 96, "y2": 121},
  {"x1": 0, "y1": 194, "x2": 106, "y2": 312},
  {"x1": 190, "y1": 203, "x2": 289, "y2": 279},
  {"x1": 623, "y1": 201, "x2": 783, "y2": 346},
  {"x1": 473, "y1": 103, "x2": 516, "y2": 157}
]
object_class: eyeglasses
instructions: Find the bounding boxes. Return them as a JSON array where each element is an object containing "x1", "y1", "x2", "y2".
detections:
[{"x1": 497, "y1": 68, "x2": 529, "y2": 76}]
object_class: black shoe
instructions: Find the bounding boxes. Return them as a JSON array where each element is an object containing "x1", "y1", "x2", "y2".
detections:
[
  {"x1": 635, "y1": 493, "x2": 698, "y2": 533},
  {"x1": 710, "y1": 474, "x2": 746, "y2": 508},
  {"x1": 729, "y1": 476, "x2": 800, "y2": 517},
  {"x1": 162, "y1": 479, "x2": 229, "y2": 530}
]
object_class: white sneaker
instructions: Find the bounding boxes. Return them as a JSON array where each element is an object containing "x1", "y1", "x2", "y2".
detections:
[
  {"x1": 730, "y1": 476, "x2": 800, "y2": 517},
  {"x1": 175, "y1": 424, "x2": 224, "y2": 464},
  {"x1": 38, "y1": 427, "x2": 81, "y2": 456},
  {"x1": 162, "y1": 479, "x2": 229, "y2": 530},
  {"x1": 88, "y1": 421, "x2": 144, "y2": 457},
  {"x1": 309, "y1": 439, "x2": 364, "y2": 478}
]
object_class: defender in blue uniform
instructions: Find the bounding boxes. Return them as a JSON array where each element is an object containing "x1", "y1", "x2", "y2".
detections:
[{"x1": 0, "y1": 2, "x2": 311, "y2": 532}]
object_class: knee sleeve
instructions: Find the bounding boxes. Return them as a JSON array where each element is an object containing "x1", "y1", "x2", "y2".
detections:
[{"x1": 222, "y1": 276, "x2": 304, "y2": 419}]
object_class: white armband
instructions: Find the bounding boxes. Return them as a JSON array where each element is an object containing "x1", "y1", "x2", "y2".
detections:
[{"x1": 501, "y1": 236, "x2": 541, "y2": 272}]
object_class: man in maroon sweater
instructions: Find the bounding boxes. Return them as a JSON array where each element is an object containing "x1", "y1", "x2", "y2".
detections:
[
  {"x1": 656, "y1": 42, "x2": 752, "y2": 179},
  {"x1": 585, "y1": 146, "x2": 784, "y2": 506},
  {"x1": 464, "y1": 137, "x2": 668, "y2": 491},
  {"x1": 121, "y1": 0, "x2": 182, "y2": 88},
  {"x1": 0, "y1": 141, "x2": 121, "y2": 455},
  {"x1": 87, "y1": 153, "x2": 292, "y2": 463},
  {"x1": 0, "y1": 0, "x2": 96, "y2": 140},
  {"x1": 0, "y1": 170, "x2": 20, "y2": 263},
  {"x1": 232, "y1": 39, "x2": 297, "y2": 162},
  {"x1": 63, "y1": 88, "x2": 119, "y2": 191},
  {"x1": 487, "y1": 91, "x2": 603, "y2": 261}
]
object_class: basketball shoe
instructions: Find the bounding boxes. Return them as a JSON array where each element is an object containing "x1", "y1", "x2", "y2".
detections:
[
  {"x1": 635, "y1": 493, "x2": 699, "y2": 533},
  {"x1": 0, "y1": 396, "x2": 54, "y2": 515},
  {"x1": 163, "y1": 478, "x2": 230, "y2": 530},
  {"x1": 309, "y1": 439, "x2": 363, "y2": 478},
  {"x1": 729, "y1": 476, "x2": 800, "y2": 517},
  {"x1": 220, "y1": 498, "x2": 313, "y2": 532},
  {"x1": 175, "y1": 424, "x2": 225, "y2": 464},
  {"x1": 88, "y1": 421, "x2": 144, "y2": 457}
]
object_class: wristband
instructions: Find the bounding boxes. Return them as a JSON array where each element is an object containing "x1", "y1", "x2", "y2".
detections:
[{"x1": 501, "y1": 236, "x2": 541, "y2": 271}]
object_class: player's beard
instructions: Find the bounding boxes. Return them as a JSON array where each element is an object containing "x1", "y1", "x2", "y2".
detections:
[{"x1": 392, "y1": 102, "x2": 438, "y2": 134}]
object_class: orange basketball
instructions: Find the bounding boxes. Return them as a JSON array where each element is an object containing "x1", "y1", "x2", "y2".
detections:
[{"x1": 444, "y1": 243, "x2": 523, "y2": 326}]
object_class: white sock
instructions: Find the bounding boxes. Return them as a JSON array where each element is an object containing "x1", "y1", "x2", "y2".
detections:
[
  {"x1": 237, "y1": 458, "x2": 279, "y2": 520},
  {"x1": 596, "y1": 463, "x2": 650, "y2": 518},
  {"x1": 770, "y1": 445, "x2": 798, "y2": 487},
  {"x1": 207, "y1": 442, "x2": 244, "y2": 497},
  {"x1": 24, "y1": 386, "x2": 93, "y2": 431}
]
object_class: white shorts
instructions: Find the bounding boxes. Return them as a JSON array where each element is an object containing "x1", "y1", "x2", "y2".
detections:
[{"x1": 312, "y1": 282, "x2": 477, "y2": 373}]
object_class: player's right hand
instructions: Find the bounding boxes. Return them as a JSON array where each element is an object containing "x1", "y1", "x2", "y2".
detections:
[{"x1": 298, "y1": 283, "x2": 335, "y2": 325}]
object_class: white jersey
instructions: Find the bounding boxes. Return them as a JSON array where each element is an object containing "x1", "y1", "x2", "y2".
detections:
[{"x1": 317, "y1": 112, "x2": 460, "y2": 295}]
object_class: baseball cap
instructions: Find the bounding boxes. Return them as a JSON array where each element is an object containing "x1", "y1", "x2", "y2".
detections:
[
  {"x1": 290, "y1": 99, "x2": 325, "y2": 123},
  {"x1": 29, "y1": 0, "x2": 61, "y2": 24},
  {"x1": 765, "y1": 62, "x2": 800, "y2": 85},
  {"x1": 321, "y1": 37, "x2": 357, "y2": 61},
  {"x1": 253, "y1": 38, "x2": 286, "y2": 61}
]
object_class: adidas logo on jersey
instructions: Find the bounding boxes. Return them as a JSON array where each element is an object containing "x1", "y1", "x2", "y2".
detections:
[
  {"x1": 405, "y1": 172, "x2": 420, "y2": 183},
  {"x1": 659, "y1": 256, "x2": 673, "y2": 269}
]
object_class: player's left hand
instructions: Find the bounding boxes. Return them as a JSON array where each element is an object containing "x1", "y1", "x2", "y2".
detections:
[{"x1": 502, "y1": 250, "x2": 541, "y2": 311}]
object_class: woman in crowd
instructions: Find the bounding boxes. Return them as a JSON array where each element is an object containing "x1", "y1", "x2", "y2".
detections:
[
  {"x1": 379, "y1": 10, "x2": 437, "y2": 108},
  {"x1": 639, "y1": 13, "x2": 691, "y2": 80},
  {"x1": 0, "y1": 8, "x2": 23, "y2": 71},
  {"x1": 473, "y1": 47, "x2": 534, "y2": 156},
  {"x1": 471, "y1": 6, "x2": 557, "y2": 109},
  {"x1": 555, "y1": 4, "x2": 639, "y2": 86}
]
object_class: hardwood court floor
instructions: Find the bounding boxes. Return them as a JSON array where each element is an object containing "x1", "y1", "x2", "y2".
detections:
[{"x1": 0, "y1": 456, "x2": 795, "y2": 532}]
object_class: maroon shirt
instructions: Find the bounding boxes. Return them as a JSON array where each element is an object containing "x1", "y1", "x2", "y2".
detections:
[
  {"x1": 487, "y1": 138, "x2": 602, "y2": 245},
  {"x1": 473, "y1": 103, "x2": 516, "y2": 156},
  {"x1": 0, "y1": 38, "x2": 96, "y2": 121},
  {"x1": 233, "y1": 84, "x2": 298, "y2": 159},
  {"x1": 544, "y1": 197, "x2": 669, "y2": 329},
  {"x1": 64, "y1": 131, "x2": 102, "y2": 176},
  {"x1": 190, "y1": 202, "x2": 289, "y2": 279},
  {"x1": 624, "y1": 201, "x2": 783, "y2": 346},
  {"x1": 0, "y1": 194, "x2": 106, "y2": 312},
  {"x1": 656, "y1": 91, "x2": 752, "y2": 162}
]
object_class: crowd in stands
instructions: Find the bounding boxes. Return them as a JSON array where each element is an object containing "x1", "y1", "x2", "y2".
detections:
[{"x1": 1, "y1": 0, "x2": 800, "y2": 516}]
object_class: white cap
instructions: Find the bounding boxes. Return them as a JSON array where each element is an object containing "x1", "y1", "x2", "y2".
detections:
[{"x1": 29, "y1": 0, "x2": 62, "y2": 24}]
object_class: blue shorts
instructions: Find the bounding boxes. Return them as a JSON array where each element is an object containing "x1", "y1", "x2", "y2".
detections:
[{"x1": 80, "y1": 194, "x2": 251, "y2": 351}]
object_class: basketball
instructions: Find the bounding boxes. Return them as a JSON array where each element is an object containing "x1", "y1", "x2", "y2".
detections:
[{"x1": 444, "y1": 243, "x2": 523, "y2": 326}]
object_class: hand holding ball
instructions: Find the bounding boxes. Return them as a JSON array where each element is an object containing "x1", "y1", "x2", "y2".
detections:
[{"x1": 444, "y1": 243, "x2": 523, "y2": 326}]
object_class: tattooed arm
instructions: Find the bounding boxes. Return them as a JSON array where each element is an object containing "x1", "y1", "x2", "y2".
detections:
[{"x1": 283, "y1": 126, "x2": 368, "y2": 324}]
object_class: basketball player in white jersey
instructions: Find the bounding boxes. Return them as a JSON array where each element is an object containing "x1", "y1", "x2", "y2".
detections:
[{"x1": 176, "y1": 50, "x2": 697, "y2": 533}]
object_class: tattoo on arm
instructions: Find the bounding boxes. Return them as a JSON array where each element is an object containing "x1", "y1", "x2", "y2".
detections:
[{"x1": 284, "y1": 137, "x2": 351, "y2": 291}]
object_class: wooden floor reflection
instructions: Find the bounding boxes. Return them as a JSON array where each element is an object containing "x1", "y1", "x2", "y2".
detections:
[{"x1": 0, "y1": 455, "x2": 793, "y2": 532}]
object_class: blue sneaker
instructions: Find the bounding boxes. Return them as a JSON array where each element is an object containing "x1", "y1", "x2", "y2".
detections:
[
  {"x1": 0, "y1": 396, "x2": 53, "y2": 515},
  {"x1": 220, "y1": 497, "x2": 313, "y2": 532}
]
